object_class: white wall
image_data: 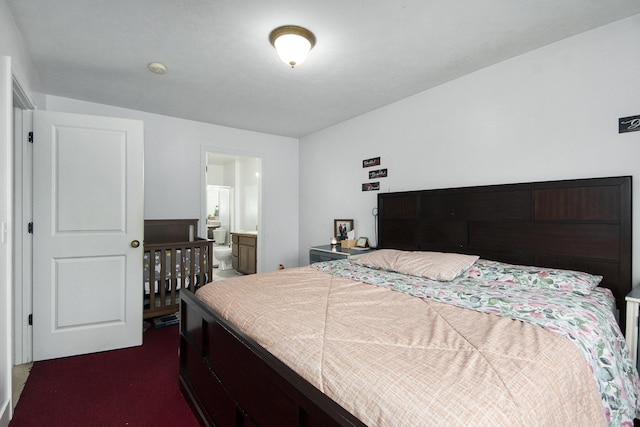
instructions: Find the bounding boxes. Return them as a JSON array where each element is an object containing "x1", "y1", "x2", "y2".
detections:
[
  {"x1": 46, "y1": 96, "x2": 300, "y2": 272},
  {"x1": 0, "y1": 1, "x2": 43, "y2": 422},
  {"x1": 0, "y1": 0, "x2": 42, "y2": 107},
  {"x1": 0, "y1": 55, "x2": 12, "y2": 427},
  {"x1": 237, "y1": 157, "x2": 260, "y2": 232},
  {"x1": 206, "y1": 163, "x2": 225, "y2": 185},
  {"x1": 299, "y1": 13, "x2": 640, "y2": 287}
]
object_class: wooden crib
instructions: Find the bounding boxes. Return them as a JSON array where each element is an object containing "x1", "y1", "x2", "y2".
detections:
[{"x1": 143, "y1": 219, "x2": 213, "y2": 319}]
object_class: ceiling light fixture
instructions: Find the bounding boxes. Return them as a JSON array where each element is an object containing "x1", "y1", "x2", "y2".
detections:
[
  {"x1": 269, "y1": 25, "x2": 316, "y2": 69},
  {"x1": 148, "y1": 62, "x2": 167, "y2": 74}
]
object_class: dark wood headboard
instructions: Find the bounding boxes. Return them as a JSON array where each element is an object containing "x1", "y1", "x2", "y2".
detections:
[
  {"x1": 144, "y1": 219, "x2": 199, "y2": 244},
  {"x1": 377, "y1": 176, "x2": 632, "y2": 329}
]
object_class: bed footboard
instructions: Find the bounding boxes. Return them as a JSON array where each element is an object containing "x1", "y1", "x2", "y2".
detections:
[{"x1": 179, "y1": 290, "x2": 365, "y2": 427}]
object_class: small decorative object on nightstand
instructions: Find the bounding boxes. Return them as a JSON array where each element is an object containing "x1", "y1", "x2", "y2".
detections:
[
  {"x1": 356, "y1": 237, "x2": 369, "y2": 248},
  {"x1": 625, "y1": 287, "x2": 640, "y2": 366},
  {"x1": 309, "y1": 244, "x2": 374, "y2": 264}
]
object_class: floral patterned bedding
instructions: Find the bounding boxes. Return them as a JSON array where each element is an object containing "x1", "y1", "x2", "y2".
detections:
[{"x1": 313, "y1": 258, "x2": 640, "y2": 426}]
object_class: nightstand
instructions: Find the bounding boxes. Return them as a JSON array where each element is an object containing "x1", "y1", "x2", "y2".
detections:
[
  {"x1": 625, "y1": 287, "x2": 640, "y2": 366},
  {"x1": 309, "y1": 244, "x2": 374, "y2": 264}
]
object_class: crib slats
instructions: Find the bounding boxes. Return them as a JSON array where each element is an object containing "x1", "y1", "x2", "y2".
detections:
[
  {"x1": 170, "y1": 248, "x2": 177, "y2": 306},
  {"x1": 143, "y1": 238, "x2": 213, "y2": 319},
  {"x1": 160, "y1": 250, "x2": 167, "y2": 310},
  {"x1": 189, "y1": 245, "x2": 196, "y2": 290},
  {"x1": 148, "y1": 249, "x2": 157, "y2": 312}
]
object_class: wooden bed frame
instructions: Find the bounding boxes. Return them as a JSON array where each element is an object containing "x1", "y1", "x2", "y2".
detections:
[
  {"x1": 377, "y1": 176, "x2": 632, "y2": 328},
  {"x1": 144, "y1": 219, "x2": 213, "y2": 319},
  {"x1": 179, "y1": 176, "x2": 632, "y2": 426}
]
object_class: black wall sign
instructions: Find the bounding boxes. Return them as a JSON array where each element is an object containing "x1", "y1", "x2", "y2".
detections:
[
  {"x1": 619, "y1": 115, "x2": 640, "y2": 134},
  {"x1": 362, "y1": 157, "x2": 381, "y2": 168}
]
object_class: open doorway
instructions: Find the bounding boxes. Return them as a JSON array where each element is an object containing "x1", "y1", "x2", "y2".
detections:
[{"x1": 203, "y1": 151, "x2": 262, "y2": 276}]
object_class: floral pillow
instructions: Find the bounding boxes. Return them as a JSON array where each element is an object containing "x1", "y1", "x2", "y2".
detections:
[
  {"x1": 466, "y1": 259, "x2": 602, "y2": 295},
  {"x1": 355, "y1": 249, "x2": 479, "y2": 281}
]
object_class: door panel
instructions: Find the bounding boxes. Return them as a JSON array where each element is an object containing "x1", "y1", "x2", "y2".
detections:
[
  {"x1": 55, "y1": 255, "x2": 125, "y2": 328},
  {"x1": 33, "y1": 110, "x2": 144, "y2": 361},
  {"x1": 56, "y1": 127, "x2": 126, "y2": 231}
]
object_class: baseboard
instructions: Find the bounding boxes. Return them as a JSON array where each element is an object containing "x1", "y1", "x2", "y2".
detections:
[{"x1": 0, "y1": 398, "x2": 10, "y2": 427}]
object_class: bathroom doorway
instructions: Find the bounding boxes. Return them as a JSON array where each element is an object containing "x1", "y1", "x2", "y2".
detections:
[
  {"x1": 206, "y1": 186, "x2": 231, "y2": 240},
  {"x1": 203, "y1": 151, "x2": 262, "y2": 273}
]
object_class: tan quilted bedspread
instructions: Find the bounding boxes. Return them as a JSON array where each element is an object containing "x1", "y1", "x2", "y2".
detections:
[{"x1": 196, "y1": 266, "x2": 606, "y2": 426}]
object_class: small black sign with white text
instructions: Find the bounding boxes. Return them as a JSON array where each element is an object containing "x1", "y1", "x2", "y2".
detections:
[{"x1": 619, "y1": 115, "x2": 640, "y2": 134}]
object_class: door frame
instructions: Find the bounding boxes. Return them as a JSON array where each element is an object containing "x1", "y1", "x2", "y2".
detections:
[
  {"x1": 12, "y1": 76, "x2": 35, "y2": 366},
  {"x1": 1, "y1": 55, "x2": 12, "y2": 427},
  {"x1": 200, "y1": 145, "x2": 263, "y2": 274}
]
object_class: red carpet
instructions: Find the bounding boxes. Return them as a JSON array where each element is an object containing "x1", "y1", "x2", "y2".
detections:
[{"x1": 10, "y1": 324, "x2": 199, "y2": 427}]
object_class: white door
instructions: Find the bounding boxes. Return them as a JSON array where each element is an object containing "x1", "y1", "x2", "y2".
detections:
[{"x1": 32, "y1": 110, "x2": 144, "y2": 361}]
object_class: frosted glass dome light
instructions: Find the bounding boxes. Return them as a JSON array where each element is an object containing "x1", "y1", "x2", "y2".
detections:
[{"x1": 269, "y1": 25, "x2": 316, "y2": 68}]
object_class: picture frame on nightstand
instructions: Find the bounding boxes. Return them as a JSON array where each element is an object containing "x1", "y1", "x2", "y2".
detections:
[
  {"x1": 334, "y1": 219, "x2": 354, "y2": 240},
  {"x1": 356, "y1": 237, "x2": 369, "y2": 248}
]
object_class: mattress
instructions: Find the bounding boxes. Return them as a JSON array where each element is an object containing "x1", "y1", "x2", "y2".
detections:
[{"x1": 196, "y1": 259, "x2": 638, "y2": 426}]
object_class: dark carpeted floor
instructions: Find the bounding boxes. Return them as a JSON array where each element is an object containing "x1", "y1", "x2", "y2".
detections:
[{"x1": 9, "y1": 324, "x2": 198, "y2": 427}]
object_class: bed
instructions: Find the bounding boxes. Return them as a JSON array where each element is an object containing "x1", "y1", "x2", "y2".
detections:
[
  {"x1": 179, "y1": 176, "x2": 638, "y2": 426},
  {"x1": 143, "y1": 219, "x2": 213, "y2": 319}
]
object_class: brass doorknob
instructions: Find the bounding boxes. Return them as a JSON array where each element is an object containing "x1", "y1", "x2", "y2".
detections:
[{"x1": 131, "y1": 240, "x2": 140, "y2": 248}]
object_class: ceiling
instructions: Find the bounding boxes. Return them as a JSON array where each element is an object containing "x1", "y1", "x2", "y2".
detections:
[{"x1": 7, "y1": 1, "x2": 640, "y2": 138}]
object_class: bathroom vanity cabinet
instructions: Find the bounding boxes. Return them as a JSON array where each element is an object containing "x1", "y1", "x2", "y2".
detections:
[{"x1": 231, "y1": 232, "x2": 257, "y2": 275}]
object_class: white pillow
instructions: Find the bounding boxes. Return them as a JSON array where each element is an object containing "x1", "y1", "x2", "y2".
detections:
[{"x1": 356, "y1": 249, "x2": 479, "y2": 281}]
